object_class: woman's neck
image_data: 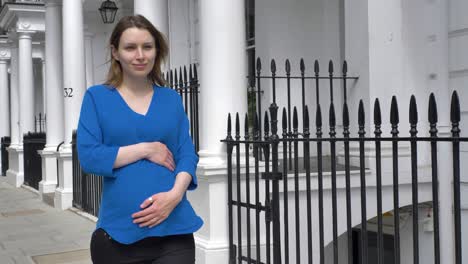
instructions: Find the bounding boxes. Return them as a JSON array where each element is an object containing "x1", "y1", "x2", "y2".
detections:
[{"x1": 119, "y1": 75, "x2": 153, "y2": 96}]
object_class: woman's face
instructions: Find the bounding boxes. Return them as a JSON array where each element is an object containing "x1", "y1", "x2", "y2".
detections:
[{"x1": 112, "y1": 27, "x2": 156, "y2": 81}]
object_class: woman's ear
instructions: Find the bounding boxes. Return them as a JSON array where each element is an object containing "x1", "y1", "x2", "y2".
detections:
[{"x1": 111, "y1": 45, "x2": 119, "y2": 61}]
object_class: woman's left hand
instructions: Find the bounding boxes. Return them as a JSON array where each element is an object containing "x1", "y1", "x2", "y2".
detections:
[{"x1": 132, "y1": 190, "x2": 183, "y2": 228}]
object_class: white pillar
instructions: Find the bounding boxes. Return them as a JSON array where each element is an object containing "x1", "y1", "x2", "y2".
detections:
[
  {"x1": 84, "y1": 31, "x2": 94, "y2": 88},
  {"x1": 192, "y1": 1, "x2": 247, "y2": 263},
  {"x1": 56, "y1": 0, "x2": 85, "y2": 210},
  {"x1": 39, "y1": 0, "x2": 64, "y2": 198},
  {"x1": 0, "y1": 58, "x2": 9, "y2": 176},
  {"x1": 6, "y1": 44, "x2": 24, "y2": 187},
  {"x1": 0, "y1": 59, "x2": 10, "y2": 138},
  {"x1": 134, "y1": 0, "x2": 169, "y2": 38},
  {"x1": 134, "y1": 0, "x2": 170, "y2": 68},
  {"x1": 18, "y1": 31, "x2": 35, "y2": 136},
  {"x1": 41, "y1": 59, "x2": 46, "y2": 115}
]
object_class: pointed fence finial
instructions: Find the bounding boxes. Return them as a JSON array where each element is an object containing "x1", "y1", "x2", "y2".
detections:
[
  {"x1": 183, "y1": 66, "x2": 188, "y2": 83},
  {"x1": 293, "y1": 107, "x2": 298, "y2": 131},
  {"x1": 300, "y1": 58, "x2": 305, "y2": 73},
  {"x1": 328, "y1": 60, "x2": 334, "y2": 74},
  {"x1": 343, "y1": 102, "x2": 350, "y2": 128},
  {"x1": 316, "y1": 104, "x2": 322, "y2": 128},
  {"x1": 285, "y1": 59, "x2": 291, "y2": 75},
  {"x1": 390, "y1": 96, "x2": 399, "y2": 126},
  {"x1": 256, "y1": 57, "x2": 262, "y2": 72},
  {"x1": 409, "y1": 95, "x2": 418, "y2": 125},
  {"x1": 358, "y1": 100, "x2": 365, "y2": 127},
  {"x1": 314, "y1": 60, "x2": 319, "y2": 74},
  {"x1": 282, "y1": 108, "x2": 287, "y2": 131},
  {"x1": 374, "y1": 99, "x2": 382, "y2": 137},
  {"x1": 428, "y1": 93, "x2": 438, "y2": 125},
  {"x1": 451, "y1": 91, "x2": 460, "y2": 124},
  {"x1": 428, "y1": 93, "x2": 438, "y2": 136},
  {"x1": 271, "y1": 59, "x2": 276, "y2": 74},
  {"x1": 343, "y1": 60, "x2": 348, "y2": 75},
  {"x1": 227, "y1": 113, "x2": 232, "y2": 140},
  {"x1": 374, "y1": 98, "x2": 382, "y2": 126}
]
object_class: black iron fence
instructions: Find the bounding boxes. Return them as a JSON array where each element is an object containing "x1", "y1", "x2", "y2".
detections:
[
  {"x1": 249, "y1": 58, "x2": 358, "y2": 162},
  {"x1": 165, "y1": 64, "x2": 200, "y2": 151},
  {"x1": 223, "y1": 90, "x2": 466, "y2": 264},
  {"x1": 1, "y1": 136, "x2": 10, "y2": 176},
  {"x1": 23, "y1": 132, "x2": 45, "y2": 190},
  {"x1": 72, "y1": 131, "x2": 103, "y2": 217},
  {"x1": 35, "y1": 113, "x2": 46, "y2": 133}
]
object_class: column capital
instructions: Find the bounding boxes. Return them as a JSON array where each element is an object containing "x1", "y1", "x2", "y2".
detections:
[{"x1": 17, "y1": 31, "x2": 34, "y2": 39}]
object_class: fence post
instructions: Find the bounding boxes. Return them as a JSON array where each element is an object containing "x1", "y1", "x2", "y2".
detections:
[{"x1": 269, "y1": 101, "x2": 282, "y2": 264}]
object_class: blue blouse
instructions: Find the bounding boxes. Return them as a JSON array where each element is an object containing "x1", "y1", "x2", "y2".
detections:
[{"x1": 77, "y1": 84, "x2": 203, "y2": 244}]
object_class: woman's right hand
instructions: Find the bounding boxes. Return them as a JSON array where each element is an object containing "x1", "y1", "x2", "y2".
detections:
[{"x1": 144, "y1": 142, "x2": 175, "y2": 171}]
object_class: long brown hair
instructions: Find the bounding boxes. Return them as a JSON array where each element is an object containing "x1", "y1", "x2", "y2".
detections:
[{"x1": 105, "y1": 15, "x2": 168, "y2": 87}]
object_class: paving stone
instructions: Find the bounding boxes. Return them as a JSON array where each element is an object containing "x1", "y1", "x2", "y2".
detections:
[{"x1": 0, "y1": 177, "x2": 96, "y2": 262}]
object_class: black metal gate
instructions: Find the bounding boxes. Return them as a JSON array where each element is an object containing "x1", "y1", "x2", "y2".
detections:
[
  {"x1": 223, "y1": 58, "x2": 467, "y2": 264},
  {"x1": 1, "y1": 136, "x2": 10, "y2": 176},
  {"x1": 23, "y1": 132, "x2": 46, "y2": 190}
]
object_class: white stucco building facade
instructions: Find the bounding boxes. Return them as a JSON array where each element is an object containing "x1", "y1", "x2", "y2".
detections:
[{"x1": 0, "y1": 0, "x2": 465, "y2": 263}]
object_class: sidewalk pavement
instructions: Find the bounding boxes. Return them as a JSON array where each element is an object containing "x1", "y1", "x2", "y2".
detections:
[{"x1": 0, "y1": 176, "x2": 95, "y2": 264}]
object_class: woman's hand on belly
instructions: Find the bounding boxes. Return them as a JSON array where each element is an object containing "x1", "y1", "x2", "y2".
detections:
[
  {"x1": 143, "y1": 142, "x2": 175, "y2": 171},
  {"x1": 143, "y1": 141, "x2": 175, "y2": 171},
  {"x1": 131, "y1": 189, "x2": 183, "y2": 228}
]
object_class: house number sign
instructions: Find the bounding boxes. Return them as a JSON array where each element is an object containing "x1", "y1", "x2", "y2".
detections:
[{"x1": 64, "y1": 87, "x2": 73, "y2": 97}]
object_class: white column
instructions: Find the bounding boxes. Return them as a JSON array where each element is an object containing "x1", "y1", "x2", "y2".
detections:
[
  {"x1": 18, "y1": 31, "x2": 35, "y2": 136},
  {"x1": 192, "y1": 1, "x2": 247, "y2": 263},
  {"x1": 39, "y1": 0, "x2": 64, "y2": 198},
  {"x1": 134, "y1": 0, "x2": 169, "y2": 38},
  {"x1": 6, "y1": 44, "x2": 24, "y2": 187},
  {"x1": 84, "y1": 31, "x2": 94, "y2": 88},
  {"x1": 0, "y1": 59, "x2": 10, "y2": 138},
  {"x1": 41, "y1": 59, "x2": 46, "y2": 115},
  {"x1": 134, "y1": 0, "x2": 170, "y2": 68},
  {"x1": 56, "y1": 0, "x2": 85, "y2": 210},
  {"x1": 0, "y1": 58, "x2": 9, "y2": 176}
]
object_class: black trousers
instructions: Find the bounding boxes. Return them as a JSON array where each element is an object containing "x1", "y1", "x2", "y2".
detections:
[{"x1": 90, "y1": 228, "x2": 195, "y2": 264}]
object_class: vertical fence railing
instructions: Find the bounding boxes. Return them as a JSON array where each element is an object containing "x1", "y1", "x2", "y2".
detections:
[
  {"x1": 223, "y1": 59, "x2": 466, "y2": 264},
  {"x1": 34, "y1": 113, "x2": 46, "y2": 133},
  {"x1": 166, "y1": 64, "x2": 200, "y2": 152},
  {"x1": 1, "y1": 136, "x2": 10, "y2": 176},
  {"x1": 23, "y1": 132, "x2": 46, "y2": 190},
  {"x1": 71, "y1": 131, "x2": 103, "y2": 217}
]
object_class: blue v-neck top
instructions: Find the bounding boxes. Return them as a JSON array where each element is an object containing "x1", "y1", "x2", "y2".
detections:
[{"x1": 77, "y1": 84, "x2": 203, "y2": 244}]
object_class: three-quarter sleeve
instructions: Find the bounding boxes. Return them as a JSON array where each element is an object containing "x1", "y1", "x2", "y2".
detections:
[
  {"x1": 77, "y1": 91, "x2": 119, "y2": 178},
  {"x1": 173, "y1": 98, "x2": 199, "y2": 190}
]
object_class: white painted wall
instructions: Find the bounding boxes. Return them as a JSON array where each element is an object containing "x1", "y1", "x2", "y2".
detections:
[{"x1": 255, "y1": 0, "x2": 343, "y2": 134}]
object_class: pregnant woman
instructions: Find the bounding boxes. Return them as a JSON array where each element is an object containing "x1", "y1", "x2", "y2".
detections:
[{"x1": 77, "y1": 14, "x2": 202, "y2": 264}]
